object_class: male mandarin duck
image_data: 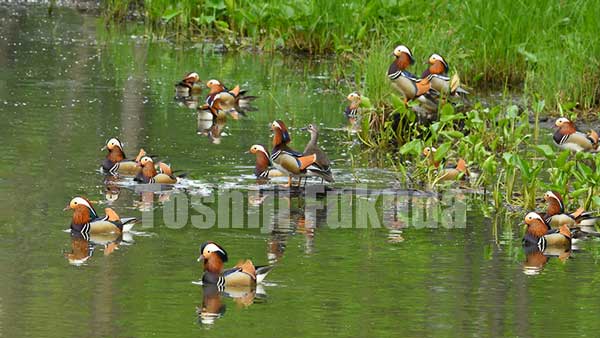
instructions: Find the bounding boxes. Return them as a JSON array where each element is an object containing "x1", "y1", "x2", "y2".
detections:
[
  {"x1": 543, "y1": 191, "x2": 598, "y2": 230},
  {"x1": 101, "y1": 137, "x2": 146, "y2": 176},
  {"x1": 523, "y1": 212, "x2": 571, "y2": 251},
  {"x1": 248, "y1": 144, "x2": 285, "y2": 179},
  {"x1": 553, "y1": 117, "x2": 599, "y2": 152},
  {"x1": 135, "y1": 156, "x2": 181, "y2": 184},
  {"x1": 175, "y1": 72, "x2": 202, "y2": 98},
  {"x1": 302, "y1": 124, "x2": 334, "y2": 183},
  {"x1": 197, "y1": 241, "x2": 273, "y2": 286},
  {"x1": 64, "y1": 196, "x2": 137, "y2": 236},
  {"x1": 421, "y1": 53, "x2": 469, "y2": 97},
  {"x1": 270, "y1": 120, "x2": 323, "y2": 187},
  {"x1": 387, "y1": 45, "x2": 437, "y2": 110},
  {"x1": 203, "y1": 79, "x2": 257, "y2": 120}
]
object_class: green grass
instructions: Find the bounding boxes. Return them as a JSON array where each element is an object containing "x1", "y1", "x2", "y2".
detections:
[{"x1": 102, "y1": 0, "x2": 600, "y2": 112}]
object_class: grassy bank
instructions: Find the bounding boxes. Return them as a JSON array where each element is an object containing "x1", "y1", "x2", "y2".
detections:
[{"x1": 102, "y1": 0, "x2": 600, "y2": 112}]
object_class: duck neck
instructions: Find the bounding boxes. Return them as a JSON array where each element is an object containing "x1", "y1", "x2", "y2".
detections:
[
  {"x1": 142, "y1": 163, "x2": 157, "y2": 179},
  {"x1": 204, "y1": 254, "x2": 224, "y2": 274},
  {"x1": 255, "y1": 152, "x2": 271, "y2": 177},
  {"x1": 107, "y1": 147, "x2": 125, "y2": 163}
]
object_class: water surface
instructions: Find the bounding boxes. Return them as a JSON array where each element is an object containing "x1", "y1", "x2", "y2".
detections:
[{"x1": 2, "y1": 5, "x2": 600, "y2": 338}]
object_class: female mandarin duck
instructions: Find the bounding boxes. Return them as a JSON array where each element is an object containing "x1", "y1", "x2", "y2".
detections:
[
  {"x1": 421, "y1": 53, "x2": 469, "y2": 97},
  {"x1": 198, "y1": 241, "x2": 273, "y2": 286},
  {"x1": 543, "y1": 191, "x2": 598, "y2": 230},
  {"x1": 203, "y1": 79, "x2": 257, "y2": 120},
  {"x1": 523, "y1": 212, "x2": 571, "y2": 251},
  {"x1": 387, "y1": 45, "x2": 437, "y2": 110},
  {"x1": 64, "y1": 197, "x2": 137, "y2": 236},
  {"x1": 302, "y1": 124, "x2": 334, "y2": 183},
  {"x1": 249, "y1": 144, "x2": 285, "y2": 179},
  {"x1": 270, "y1": 120, "x2": 322, "y2": 187},
  {"x1": 553, "y1": 117, "x2": 599, "y2": 152},
  {"x1": 344, "y1": 92, "x2": 362, "y2": 126},
  {"x1": 422, "y1": 146, "x2": 441, "y2": 168},
  {"x1": 101, "y1": 137, "x2": 146, "y2": 176},
  {"x1": 135, "y1": 156, "x2": 181, "y2": 184},
  {"x1": 175, "y1": 72, "x2": 202, "y2": 98}
]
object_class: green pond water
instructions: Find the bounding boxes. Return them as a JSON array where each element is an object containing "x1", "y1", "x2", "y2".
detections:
[{"x1": 2, "y1": 5, "x2": 600, "y2": 338}]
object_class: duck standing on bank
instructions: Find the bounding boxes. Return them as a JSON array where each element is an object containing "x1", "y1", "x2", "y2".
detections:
[
  {"x1": 387, "y1": 45, "x2": 437, "y2": 111},
  {"x1": 421, "y1": 53, "x2": 469, "y2": 97},
  {"x1": 64, "y1": 196, "x2": 137, "y2": 237},
  {"x1": 198, "y1": 241, "x2": 273, "y2": 286},
  {"x1": 553, "y1": 117, "x2": 599, "y2": 153}
]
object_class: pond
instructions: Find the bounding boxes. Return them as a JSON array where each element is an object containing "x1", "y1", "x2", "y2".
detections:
[{"x1": 1, "y1": 5, "x2": 600, "y2": 338}]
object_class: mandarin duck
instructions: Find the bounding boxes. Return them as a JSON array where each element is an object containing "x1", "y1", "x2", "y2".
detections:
[
  {"x1": 64, "y1": 196, "x2": 137, "y2": 236},
  {"x1": 387, "y1": 45, "x2": 438, "y2": 110},
  {"x1": 270, "y1": 120, "x2": 323, "y2": 187},
  {"x1": 135, "y1": 156, "x2": 181, "y2": 184},
  {"x1": 553, "y1": 117, "x2": 599, "y2": 152},
  {"x1": 302, "y1": 124, "x2": 334, "y2": 183},
  {"x1": 422, "y1": 146, "x2": 441, "y2": 168},
  {"x1": 543, "y1": 191, "x2": 598, "y2": 231},
  {"x1": 429, "y1": 156, "x2": 468, "y2": 181},
  {"x1": 203, "y1": 79, "x2": 257, "y2": 120},
  {"x1": 344, "y1": 92, "x2": 366, "y2": 126},
  {"x1": 523, "y1": 212, "x2": 571, "y2": 251},
  {"x1": 249, "y1": 144, "x2": 285, "y2": 179},
  {"x1": 198, "y1": 241, "x2": 273, "y2": 287},
  {"x1": 101, "y1": 137, "x2": 146, "y2": 176},
  {"x1": 175, "y1": 72, "x2": 202, "y2": 98},
  {"x1": 421, "y1": 54, "x2": 469, "y2": 97}
]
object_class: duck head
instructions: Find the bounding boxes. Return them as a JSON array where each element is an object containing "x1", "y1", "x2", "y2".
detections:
[
  {"x1": 392, "y1": 45, "x2": 415, "y2": 70},
  {"x1": 102, "y1": 137, "x2": 126, "y2": 162},
  {"x1": 524, "y1": 212, "x2": 550, "y2": 239},
  {"x1": 249, "y1": 144, "x2": 271, "y2": 176},
  {"x1": 183, "y1": 72, "x2": 200, "y2": 84},
  {"x1": 271, "y1": 120, "x2": 291, "y2": 147},
  {"x1": 138, "y1": 156, "x2": 157, "y2": 179},
  {"x1": 554, "y1": 117, "x2": 576, "y2": 134},
  {"x1": 347, "y1": 92, "x2": 361, "y2": 104},
  {"x1": 198, "y1": 241, "x2": 229, "y2": 273},
  {"x1": 64, "y1": 196, "x2": 98, "y2": 225},
  {"x1": 206, "y1": 79, "x2": 225, "y2": 94},
  {"x1": 427, "y1": 53, "x2": 449, "y2": 74},
  {"x1": 422, "y1": 146, "x2": 437, "y2": 158},
  {"x1": 543, "y1": 190, "x2": 564, "y2": 215}
]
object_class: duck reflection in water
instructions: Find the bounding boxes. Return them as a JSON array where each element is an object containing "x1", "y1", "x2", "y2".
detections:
[
  {"x1": 197, "y1": 112, "x2": 226, "y2": 145},
  {"x1": 522, "y1": 244, "x2": 571, "y2": 275},
  {"x1": 65, "y1": 231, "x2": 134, "y2": 266},
  {"x1": 196, "y1": 283, "x2": 267, "y2": 326}
]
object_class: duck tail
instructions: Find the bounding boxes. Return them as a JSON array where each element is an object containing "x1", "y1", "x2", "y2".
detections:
[
  {"x1": 255, "y1": 265, "x2": 274, "y2": 284},
  {"x1": 120, "y1": 217, "x2": 137, "y2": 232}
]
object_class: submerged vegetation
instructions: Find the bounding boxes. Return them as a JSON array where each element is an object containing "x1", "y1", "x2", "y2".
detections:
[{"x1": 103, "y1": 0, "x2": 600, "y2": 112}]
